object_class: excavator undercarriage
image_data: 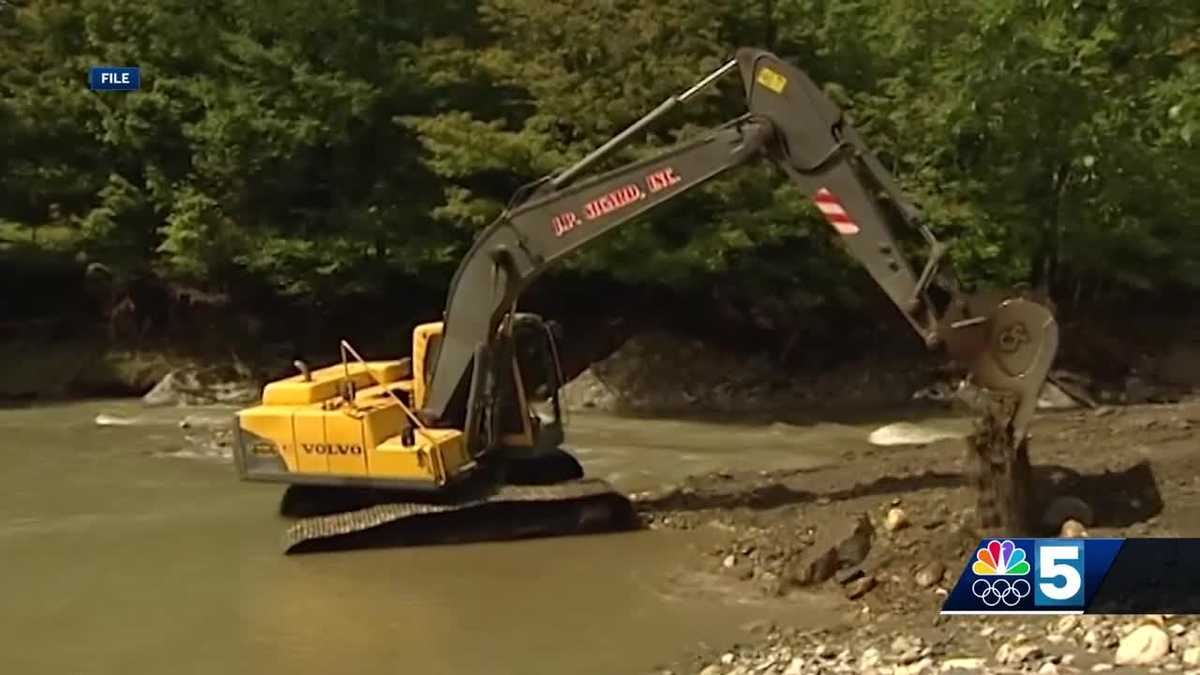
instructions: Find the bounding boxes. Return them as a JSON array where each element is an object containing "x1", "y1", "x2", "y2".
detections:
[{"x1": 234, "y1": 47, "x2": 1059, "y2": 553}]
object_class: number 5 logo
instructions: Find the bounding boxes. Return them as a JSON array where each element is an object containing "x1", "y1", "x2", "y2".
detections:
[{"x1": 1035, "y1": 540, "x2": 1085, "y2": 607}]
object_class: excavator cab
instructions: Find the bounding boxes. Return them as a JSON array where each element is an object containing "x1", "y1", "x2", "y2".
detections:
[{"x1": 496, "y1": 313, "x2": 566, "y2": 458}]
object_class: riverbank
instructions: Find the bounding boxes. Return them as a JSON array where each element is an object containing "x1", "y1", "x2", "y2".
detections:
[
  {"x1": 5, "y1": 310, "x2": 1199, "y2": 416},
  {"x1": 641, "y1": 397, "x2": 1200, "y2": 675}
]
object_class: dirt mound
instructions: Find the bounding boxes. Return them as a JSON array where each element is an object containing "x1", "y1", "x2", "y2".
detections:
[{"x1": 562, "y1": 330, "x2": 942, "y2": 414}]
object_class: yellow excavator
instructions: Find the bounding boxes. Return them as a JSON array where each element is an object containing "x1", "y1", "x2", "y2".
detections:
[{"x1": 234, "y1": 48, "x2": 1060, "y2": 552}]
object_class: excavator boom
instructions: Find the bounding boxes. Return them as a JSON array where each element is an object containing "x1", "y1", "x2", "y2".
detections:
[{"x1": 421, "y1": 47, "x2": 1059, "y2": 452}]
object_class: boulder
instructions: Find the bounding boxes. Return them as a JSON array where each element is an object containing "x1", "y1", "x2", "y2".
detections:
[{"x1": 788, "y1": 513, "x2": 874, "y2": 586}]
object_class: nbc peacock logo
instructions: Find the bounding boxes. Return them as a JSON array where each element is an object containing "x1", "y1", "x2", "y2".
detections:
[
  {"x1": 973, "y1": 539, "x2": 1031, "y2": 576},
  {"x1": 970, "y1": 539, "x2": 1032, "y2": 607}
]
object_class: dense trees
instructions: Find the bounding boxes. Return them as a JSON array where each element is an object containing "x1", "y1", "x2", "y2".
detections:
[{"x1": 2, "y1": 0, "x2": 1198, "y2": 323}]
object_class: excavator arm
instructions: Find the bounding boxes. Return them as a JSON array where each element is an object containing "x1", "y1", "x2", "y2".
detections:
[{"x1": 421, "y1": 47, "x2": 1059, "y2": 457}]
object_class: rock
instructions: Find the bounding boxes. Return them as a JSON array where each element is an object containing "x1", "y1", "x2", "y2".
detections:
[
  {"x1": 835, "y1": 566, "x2": 865, "y2": 585},
  {"x1": 941, "y1": 657, "x2": 986, "y2": 670},
  {"x1": 1010, "y1": 645, "x2": 1042, "y2": 663},
  {"x1": 1039, "y1": 381, "x2": 1081, "y2": 410},
  {"x1": 891, "y1": 636, "x2": 926, "y2": 665},
  {"x1": 1038, "y1": 663, "x2": 1059, "y2": 675},
  {"x1": 1061, "y1": 519, "x2": 1089, "y2": 538},
  {"x1": 782, "y1": 657, "x2": 805, "y2": 675},
  {"x1": 1091, "y1": 664, "x2": 1113, "y2": 672},
  {"x1": 844, "y1": 575, "x2": 876, "y2": 600},
  {"x1": 868, "y1": 422, "x2": 966, "y2": 447},
  {"x1": 721, "y1": 652, "x2": 736, "y2": 665},
  {"x1": 1115, "y1": 624, "x2": 1170, "y2": 666},
  {"x1": 894, "y1": 657, "x2": 934, "y2": 675},
  {"x1": 1054, "y1": 615, "x2": 1080, "y2": 635},
  {"x1": 1182, "y1": 646, "x2": 1200, "y2": 666},
  {"x1": 1042, "y1": 496, "x2": 1094, "y2": 529},
  {"x1": 914, "y1": 561, "x2": 945, "y2": 588},
  {"x1": 788, "y1": 513, "x2": 874, "y2": 586},
  {"x1": 859, "y1": 648, "x2": 881, "y2": 670},
  {"x1": 995, "y1": 641, "x2": 1041, "y2": 666},
  {"x1": 885, "y1": 507, "x2": 910, "y2": 532},
  {"x1": 723, "y1": 555, "x2": 737, "y2": 569}
]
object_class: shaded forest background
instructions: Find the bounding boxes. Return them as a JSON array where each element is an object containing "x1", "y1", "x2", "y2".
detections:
[{"x1": 2, "y1": 0, "x2": 1199, "y2": 393}]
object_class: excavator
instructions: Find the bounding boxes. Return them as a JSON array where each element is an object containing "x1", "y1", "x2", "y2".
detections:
[{"x1": 233, "y1": 47, "x2": 1060, "y2": 553}]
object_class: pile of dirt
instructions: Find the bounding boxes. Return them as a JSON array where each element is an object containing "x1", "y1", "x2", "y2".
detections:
[{"x1": 562, "y1": 330, "x2": 945, "y2": 415}]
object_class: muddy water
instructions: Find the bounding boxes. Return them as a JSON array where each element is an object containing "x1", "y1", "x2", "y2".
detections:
[{"x1": 0, "y1": 400, "x2": 970, "y2": 675}]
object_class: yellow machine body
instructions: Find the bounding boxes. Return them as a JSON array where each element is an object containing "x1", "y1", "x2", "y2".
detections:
[{"x1": 234, "y1": 323, "x2": 479, "y2": 489}]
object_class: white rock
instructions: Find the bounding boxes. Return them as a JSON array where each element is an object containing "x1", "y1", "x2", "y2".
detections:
[
  {"x1": 1038, "y1": 663, "x2": 1059, "y2": 675},
  {"x1": 1183, "y1": 646, "x2": 1200, "y2": 666},
  {"x1": 941, "y1": 657, "x2": 985, "y2": 671},
  {"x1": 783, "y1": 657, "x2": 805, "y2": 675},
  {"x1": 1010, "y1": 645, "x2": 1042, "y2": 663},
  {"x1": 1061, "y1": 519, "x2": 1089, "y2": 538},
  {"x1": 721, "y1": 652, "x2": 736, "y2": 665},
  {"x1": 894, "y1": 657, "x2": 935, "y2": 675},
  {"x1": 1115, "y1": 624, "x2": 1171, "y2": 666},
  {"x1": 1055, "y1": 615, "x2": 1080, "y2": 635},
  {"x1": 723, "y1": 555, "x2": 737, "y2": 569},
  {"x1": 1039, "y1": 380, "x2": 1081, "y2": 409},
  {"x1": 1091, "y1": 665, "x2": 1113, "y2": 672},
  {"x1": 995, "y1": 642, "x2": 1012, "y2": 665},
  {"x1": 885, "y1": 507, "x2": 909, "y2": 532},
  {"x1": 860, "y1": 648, "x2": 882, "y2": 669}
]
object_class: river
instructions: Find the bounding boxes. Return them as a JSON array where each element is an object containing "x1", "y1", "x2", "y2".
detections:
[{"x1": 0, "y1": 400, "x2": 971, "y2": 675}]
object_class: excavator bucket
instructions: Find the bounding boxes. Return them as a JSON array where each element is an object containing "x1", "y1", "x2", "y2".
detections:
[{"x1": 937, "y1": 289, "x2": 1060, "y2": 445}]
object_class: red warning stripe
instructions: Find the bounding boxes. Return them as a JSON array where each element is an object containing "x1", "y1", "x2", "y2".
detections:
[{"x1": 814, "y1": 188, "x2": 860, "y2": 235}]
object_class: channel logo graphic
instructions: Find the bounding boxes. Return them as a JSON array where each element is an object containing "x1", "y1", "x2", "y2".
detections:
[
  {"x1": 89, "y1": 66, "x2": 140, "y2": 92},
  {"x1": 969, "y1": 539, "x2": 1032, "y2": 608},
  {"x1": 942, "y1": 538, "x2": 1124, "y2": 615}
]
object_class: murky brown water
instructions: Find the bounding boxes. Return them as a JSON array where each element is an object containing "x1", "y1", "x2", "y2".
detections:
[{"x1": 0, "y1": 400, "x2": 969, "y2": 675}]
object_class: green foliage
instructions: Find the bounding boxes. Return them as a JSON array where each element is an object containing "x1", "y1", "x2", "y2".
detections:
[{"x1": 1, "y1": 0, "x2": 1198, "y2": 317}]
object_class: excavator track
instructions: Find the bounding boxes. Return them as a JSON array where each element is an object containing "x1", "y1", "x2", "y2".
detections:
[
  {"x1": 283, "y1": 478, "x2": 636, "y2": 553},
  {"x1": 279, "y1": 450, "x2": 638, "y2": 553}
]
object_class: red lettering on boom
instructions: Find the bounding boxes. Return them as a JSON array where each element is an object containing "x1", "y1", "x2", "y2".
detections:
[
  {"x1": 551, "y1": 211, "x2": 580, "y2": 237},
  {"x1": 584, "y1": 184, "x2": 645, "y2": 221},
  {"x1": 646, "y1": 167, "x2": 681, "y2": 193}
]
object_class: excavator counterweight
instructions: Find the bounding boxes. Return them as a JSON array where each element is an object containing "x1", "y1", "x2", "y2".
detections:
[{"x1": 233, "y1": 47, "x2": 1059, "y2": 552}]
